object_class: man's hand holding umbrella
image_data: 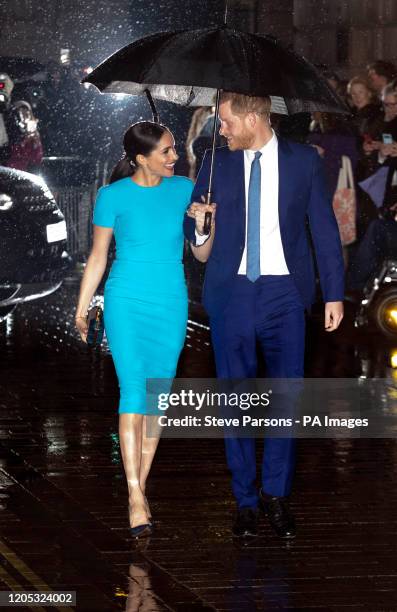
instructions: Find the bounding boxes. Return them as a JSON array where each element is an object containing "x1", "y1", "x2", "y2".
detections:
[
  {"x1": 187, "y1": 199, "x2": 217, "y2": 235},
  {"x1": 186, "y1": 198, "x2": 217, "y2": 263}
]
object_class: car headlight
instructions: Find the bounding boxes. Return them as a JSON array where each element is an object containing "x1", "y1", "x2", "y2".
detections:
[
  {"x1": 385, "y1": 307, "x2": 397, "y2": 328},
  {"x1": 0, "y1": 194, "x2": 13, "y2": 211}
]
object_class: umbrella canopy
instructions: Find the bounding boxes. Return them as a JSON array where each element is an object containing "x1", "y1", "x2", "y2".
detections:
[{"x1": 82, "y1": 26, "x2": 349, "y2": 115}]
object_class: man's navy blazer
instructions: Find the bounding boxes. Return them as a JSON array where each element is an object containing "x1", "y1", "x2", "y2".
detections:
[{"x1": 183, "y1": 138, "x2": 345, "y2": 319}]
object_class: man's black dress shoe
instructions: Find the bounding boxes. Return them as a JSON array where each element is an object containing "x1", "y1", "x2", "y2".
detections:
[
  {"x1": 259, "y1": 490, "x2": 296, "y2": 539},
  {"x1": 232, "y1": 507, "x2": 259, "y2": 537}
]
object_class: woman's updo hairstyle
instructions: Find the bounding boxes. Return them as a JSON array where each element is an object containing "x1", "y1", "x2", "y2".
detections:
[{"x1": 109, "y1": 121, "x2": 170, "y2": 184}]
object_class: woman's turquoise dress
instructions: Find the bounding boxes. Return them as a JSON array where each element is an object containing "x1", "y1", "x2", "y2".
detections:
[{"x1": 93, "y1": 175, "x2": 194, "y2": 414}]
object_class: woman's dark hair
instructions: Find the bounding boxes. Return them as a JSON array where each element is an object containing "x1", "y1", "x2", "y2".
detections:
[{"x1": 109, "y1": 121, "x2": 170, "y2": 184}]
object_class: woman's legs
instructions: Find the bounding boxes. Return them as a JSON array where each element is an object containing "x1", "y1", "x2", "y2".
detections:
[
  {"x1": 106, "y1": 292, "x2": 185, "y2": 529},
  {"x1": 118, "y1": 413, "x2": 149, "y2": 528},
  {"x1": 140, "y1": 416, "x2": 161, "y2": 517}
]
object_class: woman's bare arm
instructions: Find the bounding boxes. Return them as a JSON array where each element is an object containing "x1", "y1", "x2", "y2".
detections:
[{"x1": 75, "y1": 226, "x2": 113, "y2": 340}]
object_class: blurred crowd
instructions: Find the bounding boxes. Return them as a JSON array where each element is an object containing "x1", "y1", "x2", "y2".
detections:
[{"x1": 304, "y1": 61, "x2": 397, "y2": 294}]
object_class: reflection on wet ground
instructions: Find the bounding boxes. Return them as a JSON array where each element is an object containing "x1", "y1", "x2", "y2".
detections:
[{"x1": 1, "y1": 273, "x2": 397, "y2": 610}]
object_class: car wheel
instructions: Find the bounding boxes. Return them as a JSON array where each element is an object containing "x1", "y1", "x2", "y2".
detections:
[
  {"x1": 372, "y1": 288, "x2": 397, "y2": 337},
  {"x1": 0, "y1": 305, "x2": 17, "y2": 321}
]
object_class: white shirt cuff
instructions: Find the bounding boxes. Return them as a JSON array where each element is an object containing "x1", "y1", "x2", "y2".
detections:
[{"x1": 194, "y1": 229, "x2": 210, "y2": 245}]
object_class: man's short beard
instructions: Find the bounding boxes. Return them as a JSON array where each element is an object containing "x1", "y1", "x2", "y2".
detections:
[{"x1": 228, "y1": 131, "x2": 255, "y2": 151}]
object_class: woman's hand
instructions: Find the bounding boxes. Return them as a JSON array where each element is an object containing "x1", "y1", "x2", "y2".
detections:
[
  {"x1": 187, "y1": 199, "x2": 217, "y2": 235},
  {"x1": 74, "y1": 225, "x2": 112, "y2": 344},
  {"x1": 75, "y1": 316, "x2": 88, "y2": 343}
]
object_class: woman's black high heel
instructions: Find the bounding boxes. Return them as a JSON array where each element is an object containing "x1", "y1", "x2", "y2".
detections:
[{"x1": 129, "y1": 503, "x2": 153, "y2": 538}]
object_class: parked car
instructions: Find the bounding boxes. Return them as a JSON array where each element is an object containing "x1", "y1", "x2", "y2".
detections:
[{"x1": 0, "y1": 165, "x2": 72, "y2": 320}]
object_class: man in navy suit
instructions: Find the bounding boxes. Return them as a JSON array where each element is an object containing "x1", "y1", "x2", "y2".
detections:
[{"x1": 184, "y1": 92, "x2": 344, "y2": 538}]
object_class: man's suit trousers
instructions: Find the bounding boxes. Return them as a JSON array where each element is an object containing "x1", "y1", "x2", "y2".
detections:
[{"x1": 210, "y1": 274, "x2": 305, "y2": 507}]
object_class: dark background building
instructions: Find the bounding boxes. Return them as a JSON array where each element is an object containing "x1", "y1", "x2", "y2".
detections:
[{"x1": 1, "y1": 1, "x2": 396, "y2": 76}]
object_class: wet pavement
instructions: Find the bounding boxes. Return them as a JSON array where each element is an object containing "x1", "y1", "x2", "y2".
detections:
[{"x1": 1, "y1": 271, "x2": 397, "y2": 610}]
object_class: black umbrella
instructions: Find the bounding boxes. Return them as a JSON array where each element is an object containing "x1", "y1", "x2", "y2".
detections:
[
  {"x1": 83, "y1": 26, "x2": 349, "y2": 226},
  {"x1": 83, "y1": 26, "x2": 348, "y2": 114}
]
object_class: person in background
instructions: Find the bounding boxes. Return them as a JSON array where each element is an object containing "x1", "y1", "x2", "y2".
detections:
[
  {"x1": 363, "y1": 80, "x2": 397, "y2": 213},
  {"x1": 366, "y1": 61, "x2": 397, "y2": 98},
  {"x1": 348, "y1": 79, "x2": 397, "y2": 292},
  {"x1": 0, "y1": 74, "x2": 43, "y2": 173},
  {"x1": 347, "y1": 76, "x2": 383, "y2": 238},
  {"x1": 6, "y1": 101, "x2": 43, "y2": 172},
  {"x1": 347, "y1": 76, "x2": 382, "y2": 136}
]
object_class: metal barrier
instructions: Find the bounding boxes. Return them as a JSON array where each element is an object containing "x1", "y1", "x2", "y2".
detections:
[
  {"x1": 52, "y1": 185, "x2": 96, "y2": 262},
  {"x1": 41, "y1": 157, "x2": 109, "y2": 263}
]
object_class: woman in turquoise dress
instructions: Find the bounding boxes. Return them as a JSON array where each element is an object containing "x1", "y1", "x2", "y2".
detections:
[{"x1": 75, "y1": 122, "x2": 195, "y2": 537}]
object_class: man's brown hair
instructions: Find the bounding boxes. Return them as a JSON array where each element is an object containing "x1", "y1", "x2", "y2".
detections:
[{"x1": 220, "y1": 91, "x2": 271, "y2": 117}]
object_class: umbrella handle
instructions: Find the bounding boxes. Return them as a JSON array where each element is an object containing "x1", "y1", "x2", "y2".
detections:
[
  {"x1": 204, "y1": 211, "x2": 212, "y2": 234},
  {"x1": 204, "y1": 187, "x2": 213, "y2": 233},
  {"x1": 144, "y1": 88, "x2": 159, "y2": 123}
]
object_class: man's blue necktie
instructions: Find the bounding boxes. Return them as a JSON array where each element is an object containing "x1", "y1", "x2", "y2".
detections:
[{"x1": 246, "y1": 151, "x2": 262, "y2": 282}]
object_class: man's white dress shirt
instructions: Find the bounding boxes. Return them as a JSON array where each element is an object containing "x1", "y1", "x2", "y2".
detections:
[{"x1": 196, "y1": 130, "x2": 290, "y2": 276}]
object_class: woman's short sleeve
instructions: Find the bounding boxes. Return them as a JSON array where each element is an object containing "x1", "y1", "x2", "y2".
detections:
[
  {"x1": 92, "y1": 186, "x2": 115, "y2": 228},
  {"x1": 184, "y1": 178, "x2": 194, "y2": 205}
]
